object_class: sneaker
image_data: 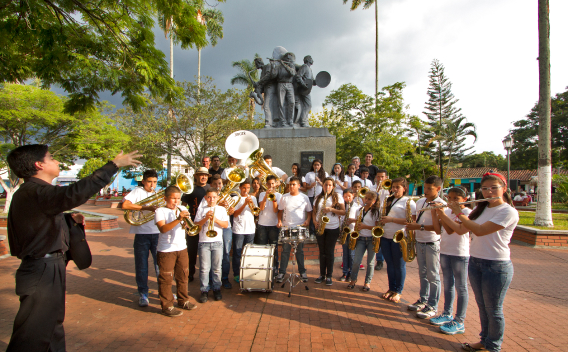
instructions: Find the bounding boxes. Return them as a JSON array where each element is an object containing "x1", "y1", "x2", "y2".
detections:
[
  {"x1": 138, "y1": 294, "x2": 149, "y2": 307},
  {"x1": 407, "y1": 300, "x2": 426, "y2": 311},
  {"x1": 339, "y1": 274, "x2": 347, "y2": 282},
  {"x1": 199, "y1": 291, "x2": 208, "y2": 303},
  {"x1": 301, "y1": 272, "x2": 308, "y2": 282},
  {"x1": 325, "y1": 278, "x2": 332, "y2": 286},
  {"x1": 440, "y1": 320, "x2": 465, "y2": 335},
  {"x1": 213, "y1": 290, "x2": 222, "y2": 301},
  {"x1": 173, "y1": 293, "x2": 177, "y2": 300},
  {"x1": 416, "y1": 305, "x2": 437, "y2": 319},
  {"x1": 359, "y1": 264, "x2": 365, "y2": 270},
  {"x1": 234, "y1": 276, "x2": 240, "y2": 283},
  {"x1": 222, "y1": 279, "x2": 232, "y2": 289},
  {"x1": 375, "y1": 260, "x2": 384, "y2": 271},
  {"x1": 162, "y1": 306, "x2": 183, "y2": 317},
  {"x1": 276, "y1": 273, "x2": 285, "y2": 283},
  {"x1": 180, "y1": 301, "x2": 197, "y2": 310},
  {"x1": 314, "y1": 276, "x2": 324, "y2": 284},
  {"x1": 430, "y1": 314, "x2": 453, "y2": 326}
]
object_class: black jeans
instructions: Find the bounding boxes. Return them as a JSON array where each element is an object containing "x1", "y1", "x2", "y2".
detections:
[
  {"x1": 316, "y1": 227, "x2": 340, "y2": 278},
  {"x1": 8, "y1": 255, "x2": 66, "y2": 352},
  {"x1": 186, "y1": 234, "x2": 200, "y2": 277}
]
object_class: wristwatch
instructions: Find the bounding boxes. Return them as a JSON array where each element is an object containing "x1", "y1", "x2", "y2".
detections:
[{"x1": 420, "y1": 224, "x2": 425, "y2": 231}]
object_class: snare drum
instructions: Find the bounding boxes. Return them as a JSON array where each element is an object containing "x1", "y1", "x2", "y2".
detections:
[
  {"x1": 279, "y1": 226, "x2": 291, "y2": 243},
  {"x1": 239, "y1": 244, "x2": 275, "y2": 292}
]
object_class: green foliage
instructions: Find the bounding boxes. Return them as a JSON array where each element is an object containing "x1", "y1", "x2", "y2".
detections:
[
  {"x1": 230, "y1": 54, "x2": 262, "y2": 119},
  {"x1": 510, "y1": 87, "x2": 568, "y2": 170},
  {"x1": 552, "y1": 175, "x2": 568, "y2": 204},
  {"x1": 461, "y1": 151, "x2": 507, "y2": 169},
  {"x1": 1, "y1": 0, "x2": 209, "y2": 113},
  {"x1": 310, "y1": 82, "x2": 436, "y2": 182},
  {"x1": 77, "y1": 159, "x2": 106, "y2": 179},
  {"x1": 343, "y1": 0, "x2": 376, "y2": 10}
]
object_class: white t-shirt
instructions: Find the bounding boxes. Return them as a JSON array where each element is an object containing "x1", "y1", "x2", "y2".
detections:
[
  {"x1": 414, "y1": 196, "x2": 446, "y2": 243},
  {"x1": 194, "y1": 205, "x2": 230, "y2": 243},
  {"x1": 304, "y1": 171, "x2": 329, "y2": 197},
  {"x1": 360, "y1": 178, "x2": 373, "y2": 189},
  {"x1": 513, "y1": 195, "x2": 523, "y2": 201},
  {"x1": 330, "y1": 175, "x2": 346, "y2": 195},
  {"x1": 341, "y1": 202, "x2": 362, "y2": 231},
  {"x1": 124, "y1": 186, "x2": 160, "y2": 234},
  {"x1": 314, "y1": 194, "x2": 345, "y2": 229},
  {"x1": 279, "y1": 193, "x2": 312, "y2": 227},
  {"x1": 154, "y1": 206, "x2": 188, "y2": 252},
  {"x1": 382, "y1": 197, "x2": 416, "y2": 239},
  {"x1": 232, "y1": 197, "x2": 258, "y2": 234},
  {"x1": 440, "y1": 207, "x2": 472, "y2": 257},
  {"x1": 345, "y1": 174, "x2": 361, "y2": 189},
  {"x1": 258, "y1": 192, "x2": 282, "y2": 226},
  {"x1": 469, "y1": 203, "x2": 519, "y2": 261},
  {"x1": 354, "y1": 206, "x2": 380, "y2": 237}
]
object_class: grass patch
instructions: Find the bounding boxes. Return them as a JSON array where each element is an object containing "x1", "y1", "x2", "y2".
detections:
[{"x1": 518, "y1": 211, "x2": 568, "y2": 230}]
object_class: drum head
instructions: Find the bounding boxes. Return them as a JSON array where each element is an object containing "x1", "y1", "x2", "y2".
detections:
[{"x1": 315, "y1": 71, "x2": 331, "y2": 88}]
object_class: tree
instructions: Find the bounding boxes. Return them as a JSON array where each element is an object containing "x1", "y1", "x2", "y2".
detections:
[
  {"x1": 1, "y1": 0, "x2": 208, "y2": 113},
  {"x1": 510, "y1": 87, "x2": 568, "y2": 170},
  {"x1": 310, "y1": 82, "x2": 436, "y2": 182},
  {"x1": 0, "y1": 83, "x2": 128, "y2": 212},
  {"x1": 115, "y1": 78, "x2": 262, "y2": 172},
  {"x1": 78, "y1": 158, "x2": 118, "y2": 195},
  {"x1": 194, "y1": 1, "x2": 225, "y2": 88},
  {"x1": 422, "y1": 59, "x2": 475, "y2": 182},
  {"x1": 461, "y1": 152, "x2": 507, "y2": 169},
  {"x1": 231, "y1": 54, "x2": 262, "y2": 120}
]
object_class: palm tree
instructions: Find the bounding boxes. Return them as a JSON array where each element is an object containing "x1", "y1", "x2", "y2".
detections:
[
  {"x1": 195, "y1": 3, "x2": 225, "y2": 88},
  {"x1": 230, "y1": 54, "x2": 261, "y2": 120},
  {"x1": 343, "y1": 0, "x2": 379, "y2": 106}
]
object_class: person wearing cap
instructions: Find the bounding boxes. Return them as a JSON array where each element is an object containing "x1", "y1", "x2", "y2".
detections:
[{"x1": 181, "y1": 167, "x2": 211, "y2": 282}]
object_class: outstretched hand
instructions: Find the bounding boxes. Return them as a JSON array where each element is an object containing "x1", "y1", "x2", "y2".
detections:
[{"x1": 112, "y1": 151, "x2": 143, "y2": 168}]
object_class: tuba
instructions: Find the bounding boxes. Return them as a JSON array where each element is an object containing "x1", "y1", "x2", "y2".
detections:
[
  {"x1": 393, "y1": 199, "x2": 416, "y2": 262},
  {"x1": 246, "y1": 148, "x2": 285, "y2": 194},
  {"x1": 316, "y1": 192, "x2": 330, "y2": 236},
  {"x1": 124, "y1": 174, "x2": 191, "y2": 226},
  {"x1": 218, "y1": 168, "x2": 246, "y2": 210}
]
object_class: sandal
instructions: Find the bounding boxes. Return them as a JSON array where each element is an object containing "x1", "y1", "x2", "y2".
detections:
[
  {"x1": 389, "y1": 292, "x2": 401, "y2": 303},
  {"x1": 347, "y1": 281, "x2": 357, "y2": 289},
  {"x1": 361, "y1": 285, "x2": 371, "y2": 292},
  {"x1": 381, "y1": 291, "x2": 394, "y2": 300}
]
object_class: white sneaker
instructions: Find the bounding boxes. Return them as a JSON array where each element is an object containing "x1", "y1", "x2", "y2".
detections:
[
  {"x1": 407, "y1": 299, "x2": 426, "y2": 311},
  {"x1": 301, "y1": 273, "x2": 308, "y2": 282},
  {"x1": 138, "y1": 294, "x2": 149, "y2": 307},
  {"x1": 416, "y1": 305, "x2": 437, "y2": 319},
  {"x1": 275, "y1": 273, "x2": 285, "y2": 283}
]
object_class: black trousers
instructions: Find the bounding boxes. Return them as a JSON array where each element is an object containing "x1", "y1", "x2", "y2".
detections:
[
  {"x1": 316, "y1": 227, "x2": 341, "y2": 278},
  {"x1": 186, "y1": 234, "x2": 200, "y2": 277},
  {"x1": 7, "y1": 255, "x2": 66, "y2": 352}
]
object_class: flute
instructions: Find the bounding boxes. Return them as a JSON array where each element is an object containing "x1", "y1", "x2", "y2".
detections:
[{"x1": 417, "y1": 197, "x2": 501, "y2": 212}]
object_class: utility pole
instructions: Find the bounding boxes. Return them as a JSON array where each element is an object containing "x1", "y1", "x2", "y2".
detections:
[{"x1": 535, "y1": 0, "x2": 553, "y2": 227}]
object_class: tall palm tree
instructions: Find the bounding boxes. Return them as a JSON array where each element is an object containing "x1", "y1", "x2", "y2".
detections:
[
  {"x1": 195, "y1": 3, "x2": 225, "y2": 88},
  {"x1": 230, "y1": 54, "x2": 261, "y2": 120},
  {"x1": 343, "y1": 0, "x2": 379, "y2": 107}
]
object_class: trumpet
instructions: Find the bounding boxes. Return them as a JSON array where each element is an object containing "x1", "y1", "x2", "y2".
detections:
[
  {"x1": 417, "y1": 197, "x2": 501, "y2": 212},
  {"x1": 176, "y1": 206, "x2": 200, "y2": 236},
  {"x1": 247, "y1": 197, "x2": 260, "y2": 216},
  {"x1": 267, "y1": 192, "x2": 276, "y2": 202},
  {"x1": 206, "y1": 208, "x2": 217, "y2": 238}
]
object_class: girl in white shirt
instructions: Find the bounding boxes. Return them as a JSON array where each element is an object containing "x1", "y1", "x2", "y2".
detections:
[
  {"x1": 312, "y1": 178, "x2": 345, "y2": 285},
  {"x1": 290, "y1": 163, "x2": 307, "y2": 193},
  {"x1": 345, "y1": 163, "x2": 361, "y2": 189},
  {"x1": 330, "y1": 163, "x2": 348, "y2": 195},
  {"x1": 304, "y1": 159, "x2": 328, "y2": 236},
  {"x1": 379, "y1": 177, "x2": 417, "y2": 303},
  {"x1": 429, "y1": 186, "x2": 472, "y2": 334},
  {"x1": 439, "y1": 173, "x2": 518, "y2": 351}
]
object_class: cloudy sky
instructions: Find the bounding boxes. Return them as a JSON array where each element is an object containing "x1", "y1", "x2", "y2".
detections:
[{"x1": 98, "y1": 0, "x2": 568, "y2": 157}]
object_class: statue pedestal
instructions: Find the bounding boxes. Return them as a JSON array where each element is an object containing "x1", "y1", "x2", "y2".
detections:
[{"x1": 251, "y1": 127, "x2": 336, "y2": 177}]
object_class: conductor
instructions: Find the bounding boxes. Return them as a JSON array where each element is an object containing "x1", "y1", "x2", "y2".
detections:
[{"x1": 6, "y1": 144, "x2": 141, "y2": 352}]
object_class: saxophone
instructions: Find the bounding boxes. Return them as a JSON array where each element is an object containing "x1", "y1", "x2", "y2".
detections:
[
  {"x1": 372, "y1": 197, "x2": 388, "y2": 253},
  {"x1": 349, "y1": 209, "x2": 363, "y2": 250},
  {"x1": 339, "y1": 202, "x2": 351, "y2": 245},
  {"x1": 393, "y1": 198, "x2": 416, "y2": 262},
  {"x1": 316, "y1": 193, "x2": 330, "y2": 235}
]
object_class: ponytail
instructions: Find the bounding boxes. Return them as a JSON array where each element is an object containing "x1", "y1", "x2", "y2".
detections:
[{"x1": 469, "y1": 174, "x2": 513, "y2": 220}]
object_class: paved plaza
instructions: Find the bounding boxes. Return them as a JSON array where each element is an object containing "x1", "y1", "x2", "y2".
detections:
[{"x1": 1, "y1": 204, "x2": 567, "y2": 351}]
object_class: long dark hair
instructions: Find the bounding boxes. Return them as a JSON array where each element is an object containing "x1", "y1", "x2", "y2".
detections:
[
  {"x1": 314, "y1": 177, "x2": 340, "y2": 216},
  {"x1": 386, "y1": 177, "x2": 408, "y2": 214},
  {"x1": 310, "y1": 159, "x2": 326, "y2": 181},
  {"x1": 448, "y1": 186, "x2": 472, "y2": 209},
  {"x1": 330, "y1": 162, "x2": 345, "y2": 181},
  {"x1": 291, "y1": 162, "x2": 302, "y2": 178},
  {"x1": 469, "y1": 174, "x2": 513, "y2": 220},
  {"x1": 360, "y1": 190, "x2": 380, "y2": 218}
]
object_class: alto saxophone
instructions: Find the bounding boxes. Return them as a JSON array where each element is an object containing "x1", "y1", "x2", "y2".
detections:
[
  {"x1": 316, "y1": 193, "x2": 330, "y2": 235},
  {"x1": 372, "y1": 197, "x2": 388, "y2": 253},
  {"x1": 349, "y1": 209, "x2": 363, "y2": 250},
  {"x1": 339, "y1": 203, "x2": 351, "y2": 245},
  {"x1": 393, "y1": 199, "x2": 416, "y2": 262}
]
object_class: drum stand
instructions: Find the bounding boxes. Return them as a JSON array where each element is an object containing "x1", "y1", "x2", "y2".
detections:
[{"x1": 281, "y1": 241, "x2": 309, "y2": 297}]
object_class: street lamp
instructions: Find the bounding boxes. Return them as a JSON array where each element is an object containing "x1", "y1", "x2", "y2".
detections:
[{"x1": 502, "y1": 134, "x2": 513, "y2": 192}]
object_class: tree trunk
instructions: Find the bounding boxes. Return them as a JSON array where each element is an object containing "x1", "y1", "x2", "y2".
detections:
[
  {"x1": 198, "y1": 47, "x2": 202, "y2": 89},
  {"x1": 535, "y1": 0, "x2": 553, "y2": 227},
  {"x1": 0, "y1": 178, "x2": 23, "y2": 213}
]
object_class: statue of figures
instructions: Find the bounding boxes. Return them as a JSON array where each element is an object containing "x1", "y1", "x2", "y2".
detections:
[
  {"x1": 294, "y1": 55, "x2": 315, "y2": 127},
  {"x1": 276, "y1": 52, "x2": 297, "y2": 127}
]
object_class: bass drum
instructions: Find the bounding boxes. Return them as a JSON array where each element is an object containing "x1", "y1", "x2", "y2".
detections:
[{"x1": 240, "y1": 244, "x2": 275, "y2": 293}]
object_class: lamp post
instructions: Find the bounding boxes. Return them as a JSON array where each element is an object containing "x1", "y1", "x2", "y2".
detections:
[{"x1": 502, "y1": 134, "x2": 513, "y2": 192}]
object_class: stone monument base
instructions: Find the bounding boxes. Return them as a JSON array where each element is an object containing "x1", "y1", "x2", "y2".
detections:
[{"x1": 250, "y1": 128, "x2": 336, "y2": 176}]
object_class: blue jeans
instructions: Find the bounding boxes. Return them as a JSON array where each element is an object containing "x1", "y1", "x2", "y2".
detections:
[
  {"x1": 257, "y1": 224, "x2": 279, "y2": 272},
  {"x1": 308, "y1": 196, "x2": 315, "y2": 236},
  {"x1": 232, "y1": 234, "x2": 255, "y2": 277},
  {"x1": 469, "y1": 257, "x2": 514, "y2": 352},
  {"x1": 279, "y1": 242, "x2": 305, "y2": 275},
  {"x1": 209, "y1": 227, "x2": 232, "y2": 282},
  {"x1": 342, "y1": 242, "x2": 354, "y2": 276},
  {"x1": 416, "y1": 241, "x2": 441, "y2": 309},
  {"x1": 375, "y1": 247, "x2": 384, "y2": 262},
  {"x1": 350, "y1": 237, "x2": 375, "y2": 284},
  {"x1": 440, "y1": 254, "x2": 469, "y2": 323},
  {"x1": 381, "y1": 238, "x2": 406, "y2": 294},
  {"x1": 199, "y1": 242, "x2": 223, "y2": 292},
  {"x1": 133, "y1": 233, "x2": 159, "y2": 296}
]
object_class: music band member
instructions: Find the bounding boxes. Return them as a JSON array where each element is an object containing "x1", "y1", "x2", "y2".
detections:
[
  {"x1": 208, "y1": 155, "x2": 224, "y2": 184},
  {"x1": 194, "y1": 189, "x2": 230, "y2": 303},
  {"x1": 345, "y1": 163, "x2": 361, "y2": 189},
  {"x1": 257, "y1": 175, "x2": 282, "y2": 273},
  {"x1": 122, "y1": 169, "x2": 160, "y2": 307},
  {"x1": 6, "y1": 145, "x2": 140, "y2": 351},
  {"x1": 372, "y1": 169, "x2": 389, "y2": 271},
  {"x1": 330, "y1": 163, "x2": 348, "y2": 195},
  {"x1": 304, "y1": 159, "x2": 328, "y2": 236},
  {"x1": 312, "y1": 178, "x2": 345, "y2": 285},
  {"x1": 339, "y1": 189, "x2": 359, "y2": 282},
  {"x1": 276, "y1": 177, "x2": 312, "y2": 283},
  {"x1": 154, "y1": 186, "x2": 196, "y2": 317},
  {"x1": 231, "y1": 180, "x2": 258, "y2": 283},
  {"x1": 221, "y1": 155, "x2": 238, "y2": 186}
]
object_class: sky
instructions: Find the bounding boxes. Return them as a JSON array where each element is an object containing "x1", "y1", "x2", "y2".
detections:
[{"x1": 92, "y1": 0, "x2": 568, "y2": 158}]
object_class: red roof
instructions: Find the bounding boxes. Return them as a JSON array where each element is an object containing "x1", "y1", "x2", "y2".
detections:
[{"x1": 448, "y1": 167, "x2": 568, "y2": 181}]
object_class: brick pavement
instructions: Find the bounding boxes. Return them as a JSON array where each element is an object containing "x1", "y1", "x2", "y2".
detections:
[{"x1": 1, "y1": 205, "x2": 567, "y2": 351}]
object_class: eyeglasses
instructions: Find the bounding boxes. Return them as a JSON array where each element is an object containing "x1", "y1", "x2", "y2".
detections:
[{"x1": 481, "y1": 186, "x2": 503, "y2": 192}]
